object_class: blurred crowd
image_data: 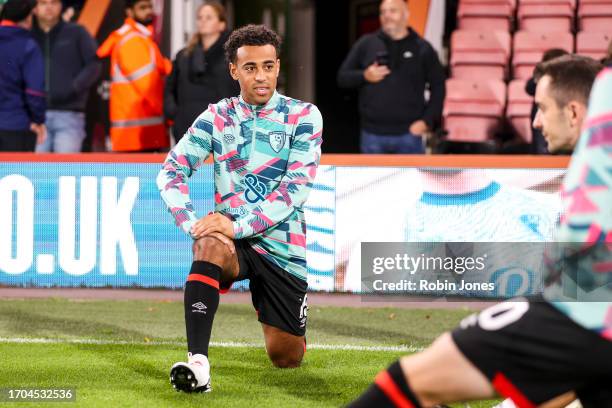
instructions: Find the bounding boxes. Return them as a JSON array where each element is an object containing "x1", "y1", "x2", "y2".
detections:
[
  {"x1": 0, "y1": 0, "x2": 237, "y2": 153},
  {"x1": 0, "y1": 0, "x2": 611, "y2": 154}
]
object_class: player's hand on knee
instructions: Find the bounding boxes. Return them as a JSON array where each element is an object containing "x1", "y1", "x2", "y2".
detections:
[
  {"x1": 191, "y1": 212, "x2": 235, "y2": 239},
  {"x1": 191, "y1": 212, "x2": 215, "y2": 238},
  {"x1": 205, "y1": 232, "x2": 236, "y2": 254}
]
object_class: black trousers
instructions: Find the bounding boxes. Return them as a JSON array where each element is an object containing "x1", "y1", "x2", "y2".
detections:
[{"x1": 0, "y1": 129, "x2": 37, "y2": 152}]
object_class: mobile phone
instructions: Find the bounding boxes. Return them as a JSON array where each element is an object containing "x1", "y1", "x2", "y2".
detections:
[{"x1": 375, "y1": 51, "x2": 389, "y2": 67}]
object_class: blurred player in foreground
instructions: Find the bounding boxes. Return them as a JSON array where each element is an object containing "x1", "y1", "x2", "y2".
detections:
[
  {"x1": 347, "y1": 63, "x2": 612, "y2": 408},
  {"x1": 157, "y1": 25, "x2": 322, "y2": 393},
  {"x1": 493, "y1": 55, "x2": 602, "y2": 408}
]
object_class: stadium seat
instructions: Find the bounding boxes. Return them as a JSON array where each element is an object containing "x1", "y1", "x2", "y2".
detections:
[
  {"x1": 578, "y1": 3, "x2": 612, "y2": 32},
  {"x1": 519, "y1": 0, "x2": 575, "y2": 8},
  {"x1": 457, "y1": 3, "x2": 513, "y2": 31},
  {"x1": 450, "y1": 30, "x2": 511, "y2": 80},
  {"x1": 443, "y1": 79, "x2": 507, "y2": 142},
  {"x1": 517, "y1": 4, "x2": 574, "y2": 32},
  {"x1": 459, "y1": 0, "x2": 517, "y2": 11},
  {"x1": 506, "y1": 79, "x2": 533, "y2": 143},
  {"x1": 577, "y1": 32, "x2": 612, "y2": 60},
  {"x1": 512, "y1": 31, "x2": 574, "y2": 79}
]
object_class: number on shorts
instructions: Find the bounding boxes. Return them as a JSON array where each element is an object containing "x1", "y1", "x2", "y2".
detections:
[{"x1": 477, "y1": 299, "x2": 530, "y2": 331}]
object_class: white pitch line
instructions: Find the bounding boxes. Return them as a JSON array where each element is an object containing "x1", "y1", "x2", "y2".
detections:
[{"x1": 0, "y1": 337, "x2": 423, "y2": 353}]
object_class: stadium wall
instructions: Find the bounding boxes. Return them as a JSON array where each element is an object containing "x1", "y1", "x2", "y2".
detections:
[{"x1": 0, "y1": 154, "x2": 569, "y2": 294}]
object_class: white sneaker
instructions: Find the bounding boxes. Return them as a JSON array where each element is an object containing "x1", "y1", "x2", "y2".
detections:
[
  {"x1": 492, "y1": 399, "x2": 517, "y2": 408},
  {"x1": 170, "y1": 353, "x2": 211, "y2": 393}
]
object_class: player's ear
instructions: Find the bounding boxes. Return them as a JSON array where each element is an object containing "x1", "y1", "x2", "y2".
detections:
[
  {"x1": 275, "y1": 59, "x2": 280, "y2": 77},
  {"x1": 229, "y1": 62, "x2": 239, "y2": 80},
  {"x1": 566, "y1": 100, "x2": 583, "y2": 128}
]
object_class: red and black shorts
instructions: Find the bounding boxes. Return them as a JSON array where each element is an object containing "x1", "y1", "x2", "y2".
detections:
[
  {"x1": 451, "y1": 297, "x2": 612, "y2": 408},
  {"x1": 229, "y1": 239, "x2": 308, "y2": 337}
]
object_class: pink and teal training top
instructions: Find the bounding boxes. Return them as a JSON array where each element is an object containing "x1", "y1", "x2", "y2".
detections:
[
  {"x1": 545, "y1": 67, "x2": 612, "y2": 340},
  {"x1": 157, "y1": 91, "x2": 323, "y2": 280}
]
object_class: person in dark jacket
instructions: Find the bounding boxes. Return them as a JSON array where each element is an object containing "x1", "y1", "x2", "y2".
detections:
[
  {"x1": 337, "y1": 0, "x2": 445, "y2": 154},
  {"x1": 32, "y1": 0, "x2": 100, "y2": 153},
  {"x1": 164, "y1": 1, "x2": 238, "y2": 143},
  {"x1": 0, "y1": 0, "x2": 46, "y2": 152}
]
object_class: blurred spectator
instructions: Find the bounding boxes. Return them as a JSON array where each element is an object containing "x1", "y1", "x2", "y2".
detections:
[
  {"x1": 337, "y1": 0, "x2": 445, "y2": 154},
  {"x1": 96, "y1": 0, "x2": 171, "y2": 152},
  {"x1": 0, "y1": 0, "x2": 46, "y2": 151},
  {"x1": 32, "y1": 0, "x2": 100, "y2": 153},
  {"x1": 164, "y1": 1, "x2": 238, "y2": 143},
  {"x1": 524, "y1": 48, "x2": 568, "y2": 154}
]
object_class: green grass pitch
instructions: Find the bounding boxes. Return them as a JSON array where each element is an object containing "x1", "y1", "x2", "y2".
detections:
[{"x1": 0, "y1": 297, "x2": 500, "y2": 407}]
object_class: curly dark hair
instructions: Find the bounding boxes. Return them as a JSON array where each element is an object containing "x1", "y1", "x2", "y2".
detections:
[{"x1": 224, "y1": 24, "x2": 282, "y2": 63}]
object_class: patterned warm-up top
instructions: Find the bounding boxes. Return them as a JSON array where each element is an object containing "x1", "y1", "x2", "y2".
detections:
[
  {"x1": 544, "y1": 67, "x2": 612, "y2": 340},
  {"x1": 157, "y1": 91, "x2": 323, "y2": 280}
]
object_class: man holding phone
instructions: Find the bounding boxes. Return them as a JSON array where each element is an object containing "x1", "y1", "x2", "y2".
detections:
[{"x1": 337, "y1": 0, "x2": 445, "y2": 154}]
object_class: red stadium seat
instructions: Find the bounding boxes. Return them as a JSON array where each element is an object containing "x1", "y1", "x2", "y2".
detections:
[
  {"x1": 579, "y1": 3, "x2": 612, "y2": 32},
  {"x1": 450, "y1": 30, "x2": 511, "y2": 80},
  {"x1": 577, "y1": 32, "x2": 612, "y2": 60},
  {"x1": 451, "y1": 65, "x2": 507, "y2": 82},
  {"x1": 512, "y1": 31, "x2": 574, "y2": 79},
  {"x1": 443, "y1": 79, "x2": 507, "y2": 142},
  {"x1": 506, "y1": 79, "x2": 534, "y2": 143},
  {"x1": 518, "y1": 4, "x2": 574, "y2": 32},
  {"x1": 519, "y1": 0, "x2": 575, "y2": 8},
  {"x1": 459, "y1": 0, "x2": 517, "y2": 11},
  {"x1": 457, "y1": 3, "x2": 513, "y2": 31}
]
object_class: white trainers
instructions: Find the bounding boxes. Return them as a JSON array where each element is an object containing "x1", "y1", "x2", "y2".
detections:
[
  {"x1": 170, "y1": 353, "x2": 211, "y2": 393},
  {"x1": 492, "y1": 399, "x2": 517, "y2": 408}
]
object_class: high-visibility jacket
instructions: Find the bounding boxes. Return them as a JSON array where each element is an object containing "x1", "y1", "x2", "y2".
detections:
[{"x1": 97, "y1": 18, "x2": 171, "y2": 151}]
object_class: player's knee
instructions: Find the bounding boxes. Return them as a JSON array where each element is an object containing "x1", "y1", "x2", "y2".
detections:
[
  {"x1": 192, "y1": 236, "x2": 226, "y2": 262},
  {"x1": 267, "y1": 345, "x2": 303, "y2": 369},
  {"x1": 270, "y1": 354, "x2": 302, "y2": 369},
  {"x1": 397, "y1": 351, "x2": 442, "y2": 406},
  {"x1": 414, "y1": 391, "x2": 441, "y2": 407}
]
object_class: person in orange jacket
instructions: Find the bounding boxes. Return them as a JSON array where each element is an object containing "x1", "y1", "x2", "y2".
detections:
[{"x1": 97, "y1": 0, "x2": 171, "y2": 152}]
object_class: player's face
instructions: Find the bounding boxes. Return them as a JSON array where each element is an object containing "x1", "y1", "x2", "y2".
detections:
[
  {"x1": 127, "y1": 0, "x2": 155, "y2": 26},
  {"x1": 196, "y1": 5, "x2": 225, "y2": 37},
  {"x1": 533, "y1": 75, "x2": 582, "y2": 153},
  {"x1": 379, "y1": 0, "x2": 409, "y2": 36},
  {"x1": 229, "y1": 44, "x2": 280, "y2": 106},
  {"x1": 35, "y1": 0, "x2": 62, "y2": 24}
]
